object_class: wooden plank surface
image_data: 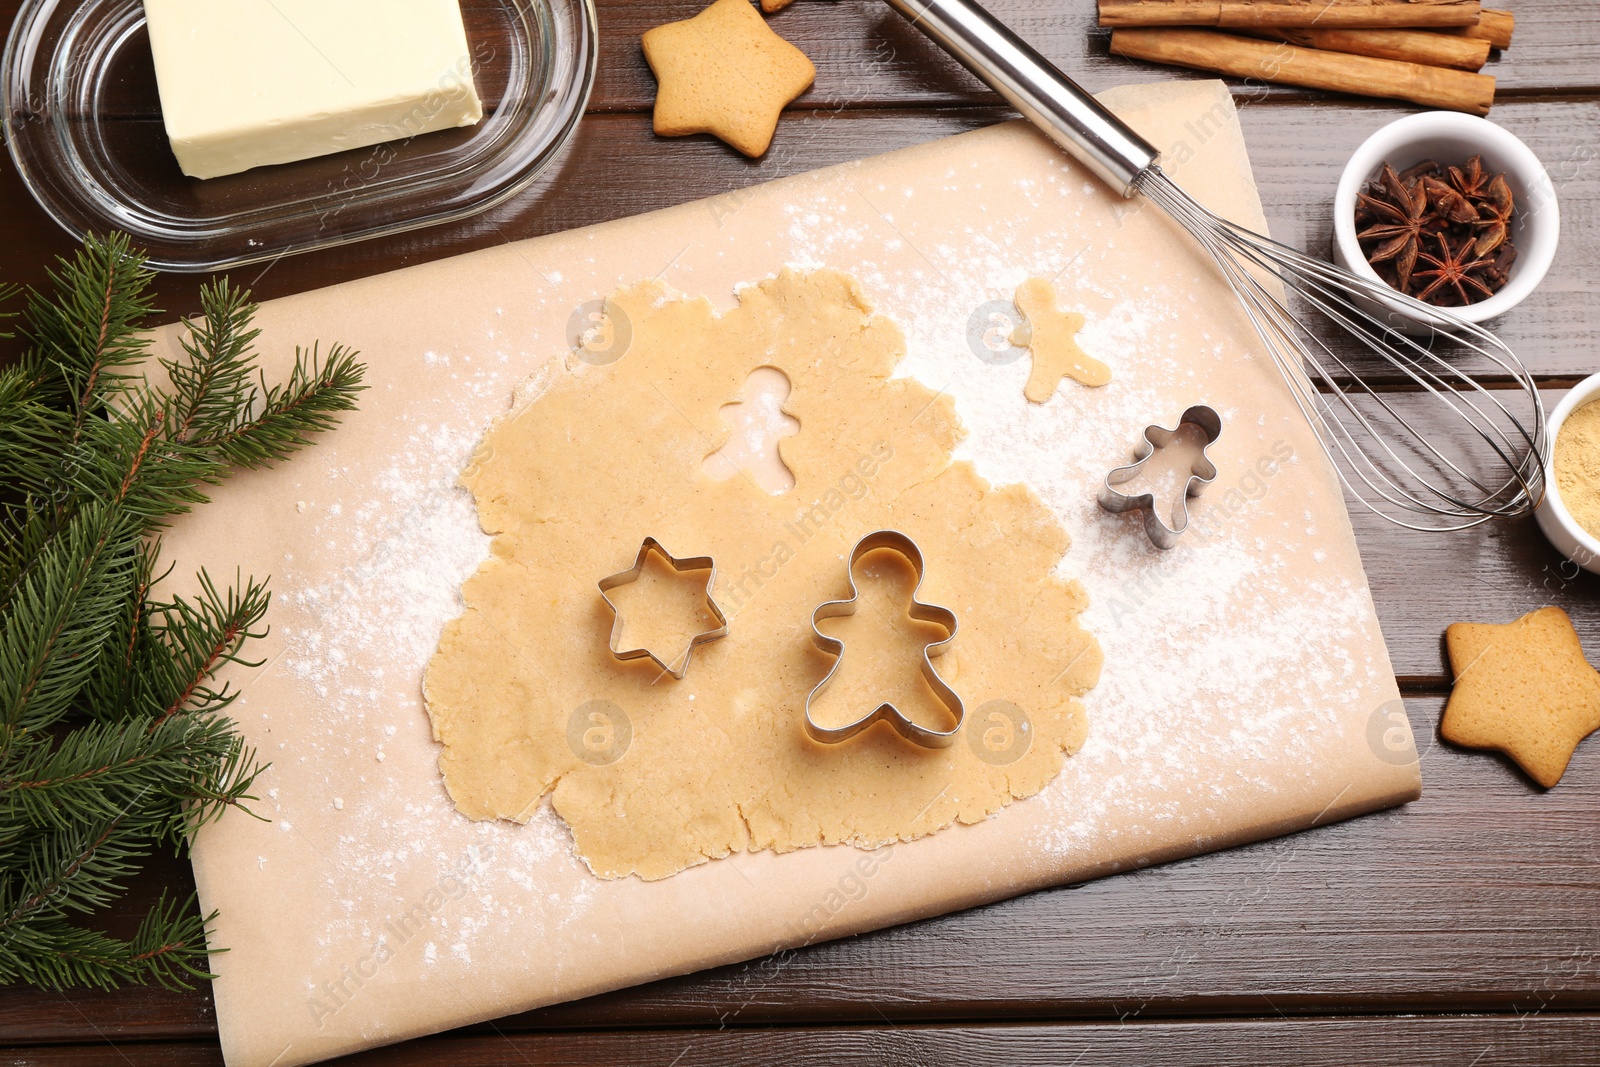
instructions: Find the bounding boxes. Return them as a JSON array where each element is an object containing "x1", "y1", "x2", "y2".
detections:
[
  {"x1": 2, "y1": 0, "x2": 1599, "y2": 1063},
  {"x1": 5, "y1": 100, "x2": 1595, "y2": 376},
  {"x1": 6, "y1": 1014, "x2": 1600, "y2": 1066},
  {"x1": 45, "y1": 0, "x2": 1600, "y2": 118},
  {"x1": 5, "y1": 699, "x2": 1597, "y2": 1048},
  {"x1": 593, "y1": 0, "x2": 1600, "y2": 105}
]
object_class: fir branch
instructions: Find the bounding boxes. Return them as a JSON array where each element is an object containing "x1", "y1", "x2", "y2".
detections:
[
  {"x1": 146, "y1": 570, "x2": 270, "y2": 725},
  {"x1": 80, "y1": 542, "x2": 164, "y2": 723},
  {"x1": 195, "y1": 343, "x2": 366, "y2": 467},
  {"x1": 83, "y1": 563, "x2": 270, "y2": 727},
  {"x1": 0, "y1": 810, "x2": 214, "y2": 987},
  {"x1": 0, "y1": 890, "x2": 217, "y2": 991},
  {"x1": 0, "y1": 503, "x2": 139, "y2": 748},
  {"x1": 19, "y1": 234, "x2": 157, "y2": 420},
  {"x1": 4, "y1": 807, "x2": 146, "y2": 923},
  {"x1": 164, "y1": 280, "x2": 261, "y2": 446},
  {"x1": 0, "y1": 367, "x2": 70, "y2": 496},
  {"x1": 0, "y1": 233, "x2": 364, "y2": 992},
  {"x1": 66, "y1": 393, "x2": 218, "y2": 527},
  {"x1": 0, "y1": 714, "x2": 260, "y2": 834},
  {"x1": 0, "y1": 502, "x2": 53, "y2": 618},
  {"x1": 156, "y1": 280, "x2": 368, "y2": 471}
]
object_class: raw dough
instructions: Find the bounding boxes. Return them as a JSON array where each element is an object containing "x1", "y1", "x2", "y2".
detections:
[
  {"x1": 423, "y1": 269, "x2": 1102, "y2": 879},
  {"x1": 1012, "y1": 277, "x2": 1111, "y2": 402}
]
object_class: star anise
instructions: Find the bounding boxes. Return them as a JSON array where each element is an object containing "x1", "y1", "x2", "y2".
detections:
[
  {"x1": 1422, "y1": 175, "x2": 1478, "y2": 226},
  {"x1": 1399, "y1": 159, "x2": 1441, "y2": 186},
  {"x1": 1357, "y1": 154, "x2": 1519, "y2": 306},
  {"x1": 1448, "y1": 154, "x2": 1491, "y2": 201},
  {"x1": 1472, "y1": 172, "x2": 1515, "y2": 258},
  {"x1": 1356, "y1": 163, "x2": 1430, "y2": 291},
  {"x1": 1412, "y1": 232, "x2": 1497, "y2": 307}
]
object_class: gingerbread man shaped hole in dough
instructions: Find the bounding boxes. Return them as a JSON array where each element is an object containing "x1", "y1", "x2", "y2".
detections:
[{"x1": 701, "y1": 366, "x2": 800, "y2": 494}]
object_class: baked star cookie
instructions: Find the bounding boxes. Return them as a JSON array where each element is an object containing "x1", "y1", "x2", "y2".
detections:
[
  {"x1": 642, "y1": 0, "x2": 815, "y2": 158},
  {"x1": 1011, "y1": 277, "x2": 1111, "y2": 403},
  {"x1": 1442, "y1": 606, "x2": 1600, "y2": 788}
]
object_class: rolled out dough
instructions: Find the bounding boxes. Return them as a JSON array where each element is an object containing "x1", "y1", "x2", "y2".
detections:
[{"x1": 423, "y1": 269, "x2": 1103, "y2": 879}]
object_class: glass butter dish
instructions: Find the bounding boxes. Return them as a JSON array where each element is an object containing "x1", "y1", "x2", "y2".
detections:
[{"x1": 2, "y1": 0, "x2": 596, "y2": 272}]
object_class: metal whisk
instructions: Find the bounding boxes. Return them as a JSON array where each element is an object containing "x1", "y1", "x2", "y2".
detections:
[{"x1": 885, "y1": 0, "x2": 1547, "y2": 532}]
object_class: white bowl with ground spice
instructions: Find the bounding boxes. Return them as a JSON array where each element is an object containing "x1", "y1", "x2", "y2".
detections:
[{"x1": 1537, "y1": 375, "x2": 1600, "y2": 574}]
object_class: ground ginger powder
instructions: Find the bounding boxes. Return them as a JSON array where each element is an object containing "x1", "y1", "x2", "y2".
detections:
[{"x1": 1555, "y1": 398, "x2": 1600, "y2": 538}]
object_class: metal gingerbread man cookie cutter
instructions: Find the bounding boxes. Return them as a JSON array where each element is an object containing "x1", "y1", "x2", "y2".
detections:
[
  {"x1": 1098, "y1": 404, "x2": 1222, "y2": 550},
  {"x1": 804, "y1": 530, "x2": 964, "y2": 749},
  {"x1": 598, "y1": 537, "x2": 728, "y2": 680}
]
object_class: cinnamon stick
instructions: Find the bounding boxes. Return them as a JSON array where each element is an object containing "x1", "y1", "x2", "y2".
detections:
[
  {"x1": 1109, "y1": 27, "x2": 1496, "y2": 115},
  {"x1": 1099, "y1": 1, "x2": 1483, "y2": 30},
  {"x1": 1100, "y1": 1, "x2": 1223, "y2": 27},
  {"x1": 1446, "y1": 8, "x2": 1514, "y2": 49},
  {"x1": 1254, "y1": 26, "x2": 1491, "y2": 70}
]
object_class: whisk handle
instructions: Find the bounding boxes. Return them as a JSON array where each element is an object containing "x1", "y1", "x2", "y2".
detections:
[{"x1": 882, "y1": 0, "x2": 1159, "y2": 196}]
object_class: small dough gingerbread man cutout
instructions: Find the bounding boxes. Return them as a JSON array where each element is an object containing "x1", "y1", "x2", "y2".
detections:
[
  {"x1": 642, "y1": 0, "x2": 815, "y2": 158},
  {"x1": 1010, "y1": 277, "x2": 1110, "y2": 403},
  {"x1": 1442, "y1": 606, "x2": 1600, "y2": 787}
]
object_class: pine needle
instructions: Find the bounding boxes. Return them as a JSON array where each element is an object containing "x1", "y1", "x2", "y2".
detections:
[
  {"x1": 0, "y1": 281, "x2": 21, "y2": 339},
  {"x1": 0, "y1": 367, "x2": 69, "y2": 493},
  {"x1": 0, "y1": 503, "x2": 140, "y2": 746}
]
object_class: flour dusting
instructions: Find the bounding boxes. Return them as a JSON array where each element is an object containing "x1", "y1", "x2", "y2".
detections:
[
  {"x1": 224, "y1": 131, "x2": 1394, "y2": 1027},
  {"x1": 765, "y1": 156, "x2": 1385, "y2": 868},
  {"x1": 258, "y1": 351, "x2": 599, "y2": 986}
]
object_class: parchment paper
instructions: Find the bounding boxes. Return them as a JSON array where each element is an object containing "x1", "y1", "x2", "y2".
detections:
[{"x1": 148, "y1": 81, "x2": 1421, "y2": 1067}]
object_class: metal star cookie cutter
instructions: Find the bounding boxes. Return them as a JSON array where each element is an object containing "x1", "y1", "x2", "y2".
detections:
[
  {"x1": 804, "y1": 530, "x2": 964, "y2": 749},
  {"x1": 1098, "y1": 404, "x2": 1222, "y2": 550},
  {"x1": 598, "y1": 537, "x2": 728, "y2": 680}
]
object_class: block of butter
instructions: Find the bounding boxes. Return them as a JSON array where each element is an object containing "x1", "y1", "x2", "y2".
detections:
[{"x1": 143, "y1": 0, "x2": 484, "y2": 180}]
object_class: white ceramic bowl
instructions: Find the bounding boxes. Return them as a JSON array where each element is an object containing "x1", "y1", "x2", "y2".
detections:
[
  {"x1": 1536, "y1": 373, "x2": 1600, "y2": 575},
  {"x1": 1332, "y1": 112, "x2": 1559, "y2": 334}
]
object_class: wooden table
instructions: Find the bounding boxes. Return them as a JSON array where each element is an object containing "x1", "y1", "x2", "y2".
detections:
[{"x1": 3, "y1": 1, "x2": 1598, "y2": 1063}]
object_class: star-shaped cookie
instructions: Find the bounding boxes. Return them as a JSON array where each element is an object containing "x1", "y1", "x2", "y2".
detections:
[
  {"x1": 641, "y1": 0, "x2": 816, "y2": 158},
  {"x1": 1010, "y1": 277, "x2": 1111, "y2": 403},
  {"x1": 1442, "y1": 606, "x2": 1600, "y2": 787}
]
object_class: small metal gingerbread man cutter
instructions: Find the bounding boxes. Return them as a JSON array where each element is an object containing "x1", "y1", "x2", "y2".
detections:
[{"x1": 1098, "y1": 404, "x2": 1222, "y2": 550}]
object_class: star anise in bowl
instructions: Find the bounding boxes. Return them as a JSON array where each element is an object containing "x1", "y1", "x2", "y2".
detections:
[{"x1": 1354, "y1": 154, "x2": 1518, "y2": 307}]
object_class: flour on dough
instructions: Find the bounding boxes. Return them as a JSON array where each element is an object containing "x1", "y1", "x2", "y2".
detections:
[
  {"x1": 423, "y1": 269, "x2": 1102, "y2": 879},
  {"x1": 1012, "y1": 276, "x2": 1110, "y2": 403}
]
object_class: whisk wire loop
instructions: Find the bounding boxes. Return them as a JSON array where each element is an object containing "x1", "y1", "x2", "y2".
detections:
[
  {"x1": 1139, "y1": 168, "x2": 1546, "y2": 532},
  {"x1": 881, "y1": 0, "x2": 1547, "y2": 533}
]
